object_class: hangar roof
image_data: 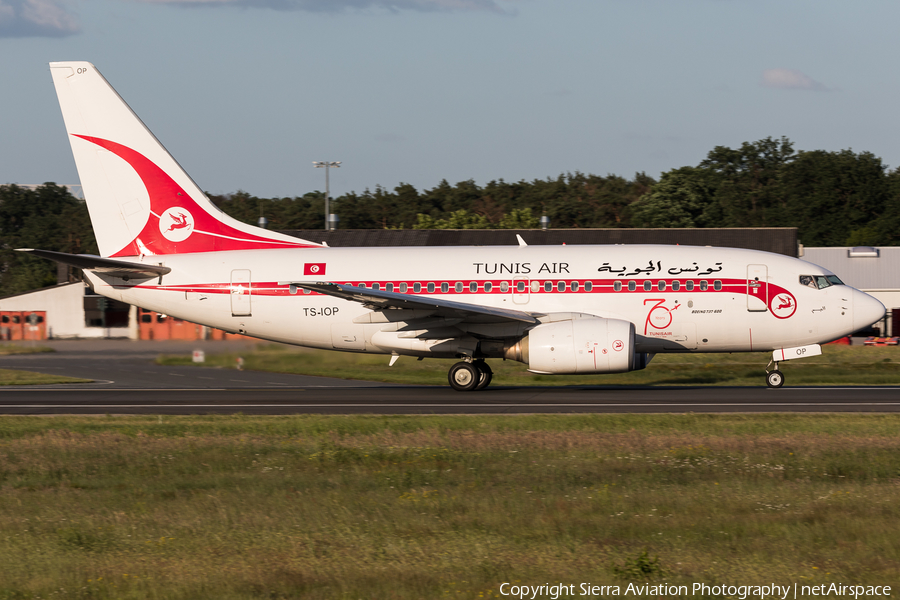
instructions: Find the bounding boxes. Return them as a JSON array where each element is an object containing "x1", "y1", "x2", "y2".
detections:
[{"x1": 802, "y1": 247, "x2": 900, "y2": 291}]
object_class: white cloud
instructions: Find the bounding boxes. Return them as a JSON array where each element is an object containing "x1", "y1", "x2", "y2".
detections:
[
  {"x1": 136, "y1": 0, "x2": 514, "y2": 13},
  {"x1": 0, "y1": 0, "x2": 79, "y2": 37},
  {"x1": 760, "y1": 68, "x2": 830, "y2": 92}
]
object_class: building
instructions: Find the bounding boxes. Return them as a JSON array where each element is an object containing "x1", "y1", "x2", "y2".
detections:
[
  {"x1": 0, "y1": 282, "x2": 133, "y2": 340},
  {"x1": 0, "y1": 282, "x2": 244, "y2": 341},
  {"x1": 801, "y1": 246, "x2": 900, "y2": 336}
]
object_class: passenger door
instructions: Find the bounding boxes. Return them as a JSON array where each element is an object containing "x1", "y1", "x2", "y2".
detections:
[{"x1": 747, "y1": 264, "x2": 768, "y2": 312}]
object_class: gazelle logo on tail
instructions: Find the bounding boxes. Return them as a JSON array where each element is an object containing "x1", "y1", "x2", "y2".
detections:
[{"x1": 159, "y1": 208, "x2": 194, "y2": 242}]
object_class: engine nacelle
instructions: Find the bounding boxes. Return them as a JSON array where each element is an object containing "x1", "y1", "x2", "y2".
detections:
[{"x1": 522, "y1": 317, "x2": 638, "y2": 374}]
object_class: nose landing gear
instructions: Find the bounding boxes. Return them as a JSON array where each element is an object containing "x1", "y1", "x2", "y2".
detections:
[
  {"x1": 448, "y1": 359, "x2": 493, "y2": 392},
  {"x1": 765, "y1": 359, "x2": 785, "y2": 388}
]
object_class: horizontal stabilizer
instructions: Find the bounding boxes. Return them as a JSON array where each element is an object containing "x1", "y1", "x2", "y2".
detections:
[
  {"x1": 17, "y1": 248, "x2": 171, "y2": 279},
  {"x1": 292, "y1": 282, "x2": 539, "y2": 324}
]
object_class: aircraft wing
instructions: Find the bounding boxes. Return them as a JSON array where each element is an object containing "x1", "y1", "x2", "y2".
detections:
[
  {"x1": 17, "y1": 249, "x2": 171, "y2": 279},
  {"x1": 293, "y1": 282, "x2": 539, "y2": 324}
]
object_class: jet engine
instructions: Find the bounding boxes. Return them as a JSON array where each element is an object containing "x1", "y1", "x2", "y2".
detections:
[{"x1": 492, "y1": 317, "x2": 650, "y2": 375}]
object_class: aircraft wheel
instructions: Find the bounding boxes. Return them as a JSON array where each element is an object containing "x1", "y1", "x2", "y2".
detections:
[
  {"x1": 474, "y1": 361, "x2": 493, "y2": 391},
  {"x1": 766, "y1": 370, "x2": 785, "y2": 388},
  {"x1": 448, "y1": 361, "x2": 480, "y2": 392}
]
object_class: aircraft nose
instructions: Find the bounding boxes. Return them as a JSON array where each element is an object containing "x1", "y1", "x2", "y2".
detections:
[{"x1": 853, "y1": 289, "x2": 886, "y2": 332}]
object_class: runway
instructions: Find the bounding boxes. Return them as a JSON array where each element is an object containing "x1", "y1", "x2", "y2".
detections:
[{"x1": 1, "y1": 340, "x2": 898, "y2": 415}]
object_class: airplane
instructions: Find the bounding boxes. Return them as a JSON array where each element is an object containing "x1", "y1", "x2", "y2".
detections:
[{"x1": 21, "y1": 61, "x2": 886, "y2": 391}]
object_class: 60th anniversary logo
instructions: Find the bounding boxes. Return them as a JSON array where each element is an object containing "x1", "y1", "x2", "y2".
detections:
[{"x1": 498, "y1": 582, "x2": 892, "y2": 599}]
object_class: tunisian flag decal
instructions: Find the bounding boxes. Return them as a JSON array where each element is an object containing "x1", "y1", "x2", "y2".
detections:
[{"x1": 304, "y1": 263, "x2": 326, "y2": 276}]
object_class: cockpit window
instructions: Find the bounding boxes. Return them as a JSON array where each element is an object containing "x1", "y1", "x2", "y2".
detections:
[{"x1": 800, "y1": 274, "x2": 844, "y2": 290}]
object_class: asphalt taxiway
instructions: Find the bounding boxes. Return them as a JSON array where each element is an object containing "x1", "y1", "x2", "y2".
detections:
[{"x1": 1, "y1": 340, "x2": 898, "y2": 415}]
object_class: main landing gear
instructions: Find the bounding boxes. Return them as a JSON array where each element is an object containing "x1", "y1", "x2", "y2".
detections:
[
  {"x1": 765, "y1": 361, "x2": 785, "y2": 388},
  {"x1": 448, "y1": 360, "x2": 493, "y2": 392}
]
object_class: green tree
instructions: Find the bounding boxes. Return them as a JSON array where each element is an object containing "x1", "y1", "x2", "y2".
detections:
[
  {"x1": 0, "y1": 184, "x2": 96, "y2": 297},
  {"x1": 497, "y1": 207, "x2": 540, "y2": 229},
  {"x1": 699, "y1": 136, "x2": 795, "y2": 227},
  {"x1": 782, "y1": 149, "x2": 889, "y2": 246},
  {"x1": 629, "y1": 167, "x2": 717, "y2": 228},
  {"x1": 413, "y1": 209, "x2": 491, "y2": 229},
  {"x1": 871, "y1": 168, "x2": 900, "y2": 245}
]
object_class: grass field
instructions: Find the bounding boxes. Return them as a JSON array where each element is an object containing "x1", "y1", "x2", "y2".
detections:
[
  {"x1": 157, "y1": 343, "x2": 900, "y2": 387},
  {"x1": 0, "y1": 368, "x2": 90, "y2": 386},
  {"x1": 0, "y1": 414, "x2": 897, "y2": 599},
  {"x1": 0, "y1": 344, "x2": 54, "y2": 356}
]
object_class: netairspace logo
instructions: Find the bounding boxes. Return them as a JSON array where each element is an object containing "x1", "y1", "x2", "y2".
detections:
[{"x1": 497, "y1": 582, "x2": 893, "y2": 599}]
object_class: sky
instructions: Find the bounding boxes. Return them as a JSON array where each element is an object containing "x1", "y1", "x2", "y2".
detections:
[{"x1": 2, "y1": 0, "x2": 900, "y2": 200}]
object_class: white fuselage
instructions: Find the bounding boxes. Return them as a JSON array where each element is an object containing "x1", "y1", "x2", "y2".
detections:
[{"x1": 84, "y1": 244, "x2": 884, "y2": 357}]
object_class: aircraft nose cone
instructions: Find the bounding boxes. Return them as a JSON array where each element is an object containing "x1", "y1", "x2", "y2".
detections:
[{"x1": 853, "y1": 290, "x2": 886, "y2": 332}]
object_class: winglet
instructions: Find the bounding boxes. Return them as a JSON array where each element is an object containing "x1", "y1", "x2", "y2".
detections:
[{"x1": 516, "y1": 234, "x2": 528, "y2": 247}]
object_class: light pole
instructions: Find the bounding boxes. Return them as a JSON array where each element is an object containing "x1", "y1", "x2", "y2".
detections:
[{"x1": 313, "y1": 161, "x2": 341, "y2": 230}]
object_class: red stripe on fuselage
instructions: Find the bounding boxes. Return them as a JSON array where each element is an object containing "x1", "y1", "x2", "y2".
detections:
[{"x1": 114, "y1": 277, "x2": 789, "y2": 301}]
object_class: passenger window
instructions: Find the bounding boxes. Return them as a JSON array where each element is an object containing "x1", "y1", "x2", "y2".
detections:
[
  {"x1": 643, "y1": 281, "x2": 652, "y2": 291},
  {"x1": 455, "y1": 282, "x2": 463, "y2": 293},
  {"x1": 1, "y1": 316, "x2": 7, "y2": 323},
  {"x1": 544, "y1": 281, "x2": 552, "y2": 292},
  {"x1": 657, "y1": 281, "x2": 666, "y2": 291},
  {"x1": 399, "y1": 282, "x2": 408, "y2": 293},
  {"x1": 571, "y1": 281, "x2": 579, "y2": 292},
  {"x1": 440, "y1": 282, "x2": 448, "y2": 293},
  {"x1": 700, "y1": 281, "x2": 708, "y2": 291},
  {"x1": 470, "y1": 282, "x2": 478, "y2": 293},
  {"x1": 413, "y1": 283, "x2": 421, "y2": 293},
  {"x1": 531, "y1": 280, "x2": 540, "y2": 293},
  {"x1": 484, "y1": 282, "x2": 493, "y2": 292},
  {"x1": 500, "y1": 281, "x2": 509, "y2": 293},
  {"x1": 614, "y1": 281, "x2": 622, "y2": 292},
  {"x1": 372, "y1": 283, "x2": 380, "y2": 291},
  {"x1": 628, "y1": 281, "x2": 636, "y2": 292},
  {"x1": 672, "y1": 281, "x2": 680, "y2": 291},
  {"x1": 386, "y1": 283, "x2": 394, "y2": 292},
  {"x1": 713, "y1": 280, "x2": 722, "y2": 291},
  {"x1": 584, "y1": 281, "x2": 592, "y2": 292},
  {"x1": 516, "y1": 281, "x2": 526, "y2": 292},
  {"x1": 426, "y1": 282, "x2": 435, "y2": 293},
  {"x1": 557, "y1": 281, "x2": 565, "y2": 292},
  {"x1": 685, "y1": 281, "x2": 694, "y2": 291}
]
